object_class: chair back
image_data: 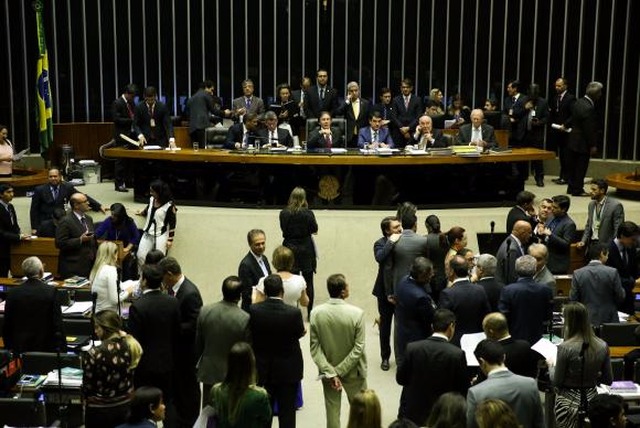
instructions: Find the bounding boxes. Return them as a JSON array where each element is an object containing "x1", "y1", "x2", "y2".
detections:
[
  {"x1": 305, "y1": 118, "x2": 347, "y2": 140},
  {"x1": 21, "y1": 352, "x2": 81, "y2": 375},
  {"x1": 599, "y1": 323, "x2": 638, "y2": 346},
  {"x1": 0, "y1": 398, "x2": 46, "y2": 426}
]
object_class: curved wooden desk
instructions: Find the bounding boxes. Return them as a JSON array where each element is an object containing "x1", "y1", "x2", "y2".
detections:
[
  {"x1": 0, "y1": 168, "x2": 49, "y2": 187},
  {"x1": 606, "y1": 172, "x2": 640, "y2": 197}
]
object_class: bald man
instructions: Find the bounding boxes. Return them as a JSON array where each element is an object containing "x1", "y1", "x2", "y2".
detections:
[
  {"x1": 457, "y1": 109, "x2": 497, "y2": 149},
  {"x1": 408, "y1": 115, "x2": 447, "y2": 149},
  {"x1": 495, "y1": 220, "x2": 532, "y2": 284},
  {"x1": 55, "y1": 192, "x2": 97, "y2": 278}
]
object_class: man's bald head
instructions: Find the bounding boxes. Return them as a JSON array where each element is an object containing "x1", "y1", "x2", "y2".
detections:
[
  {"x1": 512, "y1": 220, "x2": 532, "y2": 243},
  {"x1": 483, "y1": 312, "x2": 509, "y2": 340}
]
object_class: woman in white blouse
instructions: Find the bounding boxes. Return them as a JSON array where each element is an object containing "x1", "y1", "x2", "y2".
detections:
[
  {"x1": 90, "y1": 241, "x2": 120, "y2": 313},
  {"x1": 253, "y1": 245, "x2": 309, "y2": 308}
]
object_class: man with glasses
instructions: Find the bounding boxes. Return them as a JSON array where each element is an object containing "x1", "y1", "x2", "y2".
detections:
[{"x1": 55, "y1": 192, "x2": 97, "y2": 278}]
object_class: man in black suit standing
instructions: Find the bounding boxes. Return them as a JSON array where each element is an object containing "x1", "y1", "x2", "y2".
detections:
[
  {"x1": 565, "y1": 81, "x2": 604, "y2": 196},
  {"x1": 55, "y1": 193, "x2": 98, "y2": 278},
  {"x1": 396, "y1": 309, "x2": 469, "y2": 426},
  {"x1": 391, "y1": 78, "x2": 423, "y2": 148},
  {"x1": 250, "y1": 274, "x2": 305, "y2": 428},
  {"x1": 291, "y1": 76, "x2": 312, "y2": 125},
  {"x1": 502, "y1": 80, "x2": 528, "y2": 148},
  {"x1": 505, "y1": 190, "x2": 537, "y2": 233},
  {"x1": 334, "y1": 81, "x2": 370, "y2": 147},
  {"x1": 134, "y1": 86, "x2": 175, "y2": 148},
  {"x1": 238, "y1": 229, "x2": 271, "y2": 312},
  {"x1": 0, "y1": 184, "x2": 29, "y2": 276},
  {"x1": 549, "y1": 78, "x2": 576, "y2": 185},
  {"x1": 158, "y1": 257, "x2": 203, "y2": 428},
  {"x1": 538, "y1": 195, "x2": 577, "y2": 274},
  {"x1": 111, "y1": 84, "x2": 137, "y2": 192},
  {"x1": 186, "y1": 80, "x2": 231, "y2": 147},
  {"x1": 2, "y1": 256, "x2": 66, "y2": 354},
  {"x1": 606, "y1": 221, "x2": 640, "y2": 315},
  {"x1": 30, "y1": 167, "x2": 105, "y2": 235},
  {"x1": 128, "y1": 264, "x2": 181, "y2": 426},
  {"x1": 305, "y1": 68, "x2": 339, "y2": 119},
  {"x1": 496, "y1": 220, "x2": 532, "y2": 285}
]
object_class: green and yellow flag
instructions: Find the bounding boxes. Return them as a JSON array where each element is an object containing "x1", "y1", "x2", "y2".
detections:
[{"x1": 34, "y1": 0, "x2": 53, "y2": 153}]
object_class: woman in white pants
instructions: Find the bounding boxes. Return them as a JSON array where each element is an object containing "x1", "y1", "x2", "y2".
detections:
[{"x1": 136, "y1": 179, "x2": 177, "y2": 268}]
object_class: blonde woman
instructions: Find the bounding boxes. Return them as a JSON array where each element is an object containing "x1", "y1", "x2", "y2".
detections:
[
  {"x1": 90, "y1": 241, "x2": 120, "y2": 313},
  {"x1": 254, "y1": 245, "x2": 309, "y2": 307},
  {"x1": 346, "y1": 389, "x2": 382, "y2": 428}
]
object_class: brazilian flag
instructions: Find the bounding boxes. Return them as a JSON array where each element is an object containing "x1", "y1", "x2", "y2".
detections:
[{"x1": 35, "y1": 0, "x2": 53, "y2": 153}]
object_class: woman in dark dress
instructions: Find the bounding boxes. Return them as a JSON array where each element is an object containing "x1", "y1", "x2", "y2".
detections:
[
  {"x1": 280, "y1": 187, "x2": 318, "y2": 317},
  {"x1": 95, "y1": 203, "x2": 141, "y2": 280},
  {"x1": 424, "y1": 214, "x2": 448, "y2": 302}
]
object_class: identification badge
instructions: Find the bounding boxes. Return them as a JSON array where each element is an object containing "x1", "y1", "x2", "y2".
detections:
[{"x1": 150, "y1": 119, "x2": 156, "y2": 127}]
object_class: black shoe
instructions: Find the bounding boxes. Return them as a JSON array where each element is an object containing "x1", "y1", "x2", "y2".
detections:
[
  {"x1": 571, "y1": 191, "x2": 589, "y2": 197},
  {"x1": 553, "y1": 178, "x2": 567, "y2": 185},
  {"x1": 115, "y1": 185, "x2": 129, "y2": 193},
  {"x1": 381, "y1": 359, "x2": 390, "y2": 371},
  {"x1": 536, "y1": 178, "x2": 545, "y2": 187}
]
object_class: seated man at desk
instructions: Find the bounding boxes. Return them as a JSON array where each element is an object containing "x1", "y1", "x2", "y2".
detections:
[
  {"x1": 457, "y1": 109, "x2": 497, "y2": 150},
  {"x1": 306, "y1": 111, "x2": 344, "y2": 150},
  {"x1": 257, "y1": 111, "x2": 293, "y2": 148},
  {"x1": 224, "y1": 112, "x2": 261, "y2": 150},
  {"x1": 405, "y1": 115, "x2": 447, "y2": 150},
  {"x1": 357, "y1": 111, "x2": 394, "y2": 149},
  {"x1": 2, "y1": 256, "x2": 66, "y2": 353}
]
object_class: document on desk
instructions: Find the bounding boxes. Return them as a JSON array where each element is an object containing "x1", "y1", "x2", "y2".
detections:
[
  {"x1": 44, "y1": 367, "x2": 83, "y2": 387},
  {"x1": 62, "y1": 301, "x2": 93, "y2": 315},
  {"x1": 330, "y1": 148, "x2": 347, "y2": 154},
  {"x1": 532, "y1": 337, "x2": 558, "y2": 365},
  {"x1": 460, "y1": 332, "x2": 487, "y2": 366}
]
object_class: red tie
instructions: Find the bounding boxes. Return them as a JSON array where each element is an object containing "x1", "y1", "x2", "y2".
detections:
[
  {"x1": 126, "y1": 103, "x2": 134, "y2": 118},
  {"x1": 324, "y1": 133, "x2": 332, "y2": 148}
]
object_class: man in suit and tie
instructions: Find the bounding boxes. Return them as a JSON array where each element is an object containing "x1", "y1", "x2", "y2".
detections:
[
  {"x1": 505, "y1": 190, "x2": 537, "y2": 234},
  {"x1": 55, "y1": 192, "x2": 98, "y2": 278},
  {"x1": 2, "y1": 256, "x2": 66, "y2": 354},
  {"x1": 372, "y1": 87, "x2": 396, "y2": 127},
  {"x1": 30, "y1": 168, "x2": 105, "y2": 235},
  {"x1": 186, "y1": 80, "x2": 231, "y2": 146},
  {"x1": 224, "y1": 112, "x2": 261, "y2": 150},
  {"x1": 407, "y1": 115, "x2": 447, "y2": 149},
  {"x1": 606, "y1": 221, "x2": 640, "y2": 314},
  {"x1": 499, "y1": 255, "x2": 554, "y2": 345},
  {"x1": 231, "y1": 79, "x2": 265, "y2": 121},
  {"x1": 310, "y1": 274, "x2": 367, "y2": 428},
  {"x1": 528, "y1": 243, "x2": 557, "y2": 296},
  {"x1": 133, "y1": 86, "x2": 175, "y2": 148},
  {"x1": 195, "y1": 275, "x2": 251, "y2": 406},
  {"x1": 306, "y1": 111, "x2": 344, "y2": 150},
  {"x1": 128, "y1": 264, "x2": 181, "y2": 424},
  {"x1": 457, "y1": 109, "x2": 497, "y2": 149},
  {"x1": 111, "y1": 84, "x2": 137, "y2": 192},
  {"x1": 291, "y1": 76, "x2": 312, "y2": 123},
  {"x1": 502, "y1": 80, "x2": 528, "y2": 148},
  {"x1": 439, "y1": 255, "x2": 491, "y2": 346},
  {"x1": 238, "y1": 229, "x2": 271, "y2": 312},
  {"x1": 391, "y1": 78, "x2": 423, "y2": 147},
  {"x1": 565, "y1": 81, "x2": 604, "y2": 196},
  {"x1": 334, "y1": 81, "x2": 370, "y2": 147},
  {"x1": 250, "y1": 274, "x2": 305, "y2": 428},
  {"x1": 257, "y1": 111, "x2": 293, "y2": 147},
  {"x1": 158, "y1": 257, "x2": 203, "y2": 428},
  {"x1": 0, "y1": 184, "x2": 30, "y2": 276},
  {"x1": 538, "y1": 195, "x2": 577, "y2": 274},
  {"x1": 467, "y1": 339, "x2": 544, "y2": 428},
  {"x1": 474, "y1": 254, "x2": 504, "y2": 312},
  {"x1": 570, "y1": 243, "x2": 625, "y2": 326},
  {"x1": 578, "y1": 179, "x2": 625, "y2": 252},
  {"x1": 549, "y1": 78, "x2": 576, "y2": 185},
  {"x1": 390, "y1": 211, "x2": 429, "y2": 297},
  {"x1": 357, "y1": 111, "x2": 394, "y2": 149},
  {"x1": 305, "y1": 68, "x2": 339, "y2": 119},
  {"x1": 396, "y1": 309, "x2": 469, "y2": 425},
  {"x1": 495, "y1": 220, "x2": 532, "y2": 285}
]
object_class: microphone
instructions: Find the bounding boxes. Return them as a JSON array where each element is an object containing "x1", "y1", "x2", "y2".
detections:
[{"x1": 490, "y1": 221, "x2": 495, "y2": 234}]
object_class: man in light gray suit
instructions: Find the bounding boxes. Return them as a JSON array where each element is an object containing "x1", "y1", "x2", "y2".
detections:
[
  {"x1": 389, "y1": 210, "x2": 428, "y2": 298},
  {"x1": 570, "y1": 243, "x2": 625, "y2": 326},
  {"x1": 578, "y1": 178, "x2": 625, "y2": 251},
  {"x1": 310, "y1": 274, "x2": 367, "y2": 428},
  {"x1": 528, "y1": 243, "x2": 557, "y2": 296},
  {"x1": 195, "y1": 275, "x2": 251, "y2": 406},
  {"x1": 231, "y1": 79, "x2": 265, "y2": 121},
  {"x1": 467, "y1": 339, "x2": 544, "y2": 428}
]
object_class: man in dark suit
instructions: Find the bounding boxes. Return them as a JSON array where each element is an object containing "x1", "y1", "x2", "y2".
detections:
[
  {"x1": 0, "y1": 184, "x2": 29, "y2": 276},
  {"x1": 502, "y1": 80, "x2": 528, "y2": 148},
  {"x1": 372, "y1": 216, "x2": 402, "y2": 371},
  {"x1": 394, "y1": 257, "x2": 436, "y2": 367},
  {"x1": 133, "y1": 86, "x2": 175, "y2": 148},
  {"x1": 499, "y1": 255, "x2": 554, "y2": 345},
  {"x1": 372, "y1": 87, "x2": 396, "y2": 125},
  {"x1": 538, "y1": 195, "x2": 576, "y2": 274},
  {"x1": 158, "y1": 257, "x2": 203, "y2": 428},
  {"x1": 111, "y1": 84, "x2": 137, "y2": 192},
  {"x1": 578, "y1": 178, "x2": 625, "y2": 250},
  {"x1": 396, "y1": 309, "x2": 469, "y2": 426},
  {"x1": 305, "y1": 68, "x2": 339, "y2": 119},
  {"x1": 475, "y1": 254, "x2": 504, "y2": 312},
  {"x1": 407, "y1": 115, "x2": 447, "y2": 149},
  {"x1": 195, "y1": 276, "x2": 251, "y2": 406},
  {"x1": 238, "y1": 229, "x2": 271, "y2": 312},
  {"x1": 565, "y1": 81, "x2": 604, "y2": 196},
  {"x1": 223, "y1": 112, "x2": 261, "y2": 150},
  {"x1": 391, "y1": 78, "x2": 423, "y2": 148},
  {"x1": 457, "y1": 109, "x2": 497, "y2": 149},
  {"x1": 357, "y1": 111, "x2": 394, "y2": 149},
  {"x1": 128, "y1": 264, "x2": 181, "y2": 424},
  {"x1": 250, "y1": 274, "x2": 305, "y2": 428},
  {"x1": 495, "y1": 220, "x2": 532, "y2": 285},
  {"x1": 291, "y1": 76, "x2": 312, "y2": 123},
  {"x1": 30, "y1": 168, "x2": 105, "y2": 235},
  {"x1": 334, "y1": 81, "x2": 370, "y2": 147},
  {"x1": 505, "y1": 190, "x2": 537, "y2": 233},
  {"x1": 306, "y1": 111, "x2": 344, "y2": 150},
  {"x1": 549, "y1": 78, "x2": 576, "y2": 185},
  {"x1": 231, "y1": 79, "x2": 265, "y2": 120},
  {"x1": 439, "y1": 255, "x2": 491, "y2": 346},
  {"x1": 2, "y1": 256, "x2": 66, "y2": 354},
  {"x1": 257, "y1": 111, "x2": 293, "y2": 147},
  {"x1": 522, "y1": 84, "x2": 550, "y2": 186},
  {"x1": 186, "y1": 80, "x2": 231, "y2": 146},
  {"x1": 55, "y1": 192, "x2": 98, "y2": 278},
  {"x1": 606, "y1": 221, "x2": 639, "y2": 314}
]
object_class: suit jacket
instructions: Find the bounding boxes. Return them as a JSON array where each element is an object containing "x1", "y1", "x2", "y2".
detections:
[
  {"x1": 310, "y1": 298, "x2": 366, "y2": 381},
  {"x1": 128, "y1": 289, "x2": 181, "y2": 375},
  {"x1": 467, "y1": 369, "x2": 544, "y2": 428},
  {"x1": 371, "y1": 102, "x2": 396, "y2": 124},
  {"x1": 232, "y1": 95, "x2": 265, "y2": 117},
  {"x1": 249, "y1": 298, "x2": 305, "y2": 385},
  {"x1": 396, "y1": 336, "x2": 469, "y2": 425},
  {"x1": 503, "y1": 94, "x2": 528, "y2": 142},
  {"x1": 391, "y1": 230, "x2": 429, "y2": 294},
  {"x1": 533, "y1": 265, "x2": 557, "y2": 296},
  {"x1": 499, "y1": 277, "x2": 553, "y2": 345},
  {"x1": 195, "y1": 300, "x2": 251, "y2": 385},
  {"x1": 111, "y1": 96, "x2": 135, "y2": 142},
  {"x1": 581, "y1": 197, "x2": 624, "y2": 246},
  {"x1": 133, "y1": 101, "x2": 174, "y2": 147},
  {"x1": 395, "y1": 275, "x2": 436, "y2": 357},
  {"x1": 55, "y1": 211, "x2": 97, "y2": 278},
  {"x1": 305, "y1": 85, "x2": 339, "y2": 119},
  {"x1": 334, "y1": 98, "x2": 371, "y2": 145},
  {"x1": 478, "y1": 277, "x2": 505, "y2": 312},
  {"x1": 524, "y1": 97, "x2": 550, "y2": 144},
  {"x1": 0, "y1": 203, "x2": 20, "y2": 260},
  {"x1": 567, "y1": 96, "x2": 599, "y2": 154},
  {"x1": 545, "y1": 214, "x2": 577, "y2": 274},
  {"x1": 372, "y1": 236, "x2": 395, "y2": 299},
  {"x1": 306, "y1": 126, "x2": 344, "y2": 150},
  {"x1": 506, "y1": 206, "x2": 537, "y2": 234},
  {"x1": 607, "y1": 240, "x2": 638, "y2": 314},
  {"x1": 501, "y1": 336, "x2": 542, "y2": 379},
  {"x1": 186, "y1": 89, "x2": 223, "y2": 134},
  {"x1": 550, "y1": 91, "x2": 576, "y2": 126},
  {"x1": 391, "y1": 94, "x2": 423, "y2": 129},
  {"x1": 357, "y1": 126, "x2": 394, "y2": 148},
  {"x1": 457, "y1": 123, "x2": 497, "y2": 148},
  {"x1": 256, "y1": 127, "x2": 293, "y2": 147},
  {"x1": 2, "y1": 278, "x2": 66, "y2": 354},
  {"x1": 439, "y1": 279, "x2": 491, "y2": 345},
  {"x1": 30, "y1": 182, "x2": 102, "y2": 231},
  {"x1": 410, "y1": 128, "x2": 448, "y2": 149},
  {"x1": 495, "y1": 235, "x2": 526, "y2": 285},
  {"x1": 570, "y1": 260, "x2": 624, "y2": 325},
  {"x1": 238, "y1": 252, "x2": 271, "y2": 300},
  {"x1": 175, "y1": 277, "x2": 203, "y2": 366}
]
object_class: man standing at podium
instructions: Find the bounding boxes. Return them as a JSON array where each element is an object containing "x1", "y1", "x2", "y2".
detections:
[{"x1": 134, "y1": 86, "x2": 175, "y2": 149}]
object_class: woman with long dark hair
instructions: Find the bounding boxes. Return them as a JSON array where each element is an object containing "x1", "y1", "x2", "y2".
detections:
[
  {"x1": 425, "y1": 215, "x2": 449, "y2": 300},
  {"x1": 280, "y1": 187, "x2": 318, "y2": 317},
  {"x1": 135, "y1": 180, "x2": 176, "y2": 268},
  {"x1": 95, "y1": 203, "x2": 141, "y2": 280},
  {"x1": 116, "y1": 386, "x2": 165, "y2": 427}
]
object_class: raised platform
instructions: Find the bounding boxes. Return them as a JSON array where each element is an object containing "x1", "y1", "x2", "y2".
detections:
[
  {"x1": 607, "y1": 172, "x2": 640, "y2": 199},
  {"x1": 0, "y1": 168, "x2": 48, "y2": 192}
]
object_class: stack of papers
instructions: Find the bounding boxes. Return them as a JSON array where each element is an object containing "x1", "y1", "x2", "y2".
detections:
[
  {"x1": 61, "y1": 301, "x2": 93, "y2": 315},
  {"x1": 406, "y1": 149, "x2": 429, "y2": 156},
  {"x1": 142, "y1": 145, "x2": 163, "y2": 150},
  {"x1": 330, "y1": 148, "x2": 348, "y2": 154},
  {"x1": 610, "y1": 381, "x2": 639, "y2": 393},
  {"x1": 44, "y1": 367, "x2": 83, "y2": 388},
  {"x1": 429, "y1": 148, "x2": 453, "y2": 156},
  {"x1": 64, "y1": 276, "x2": 90, "y2": 287}
]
